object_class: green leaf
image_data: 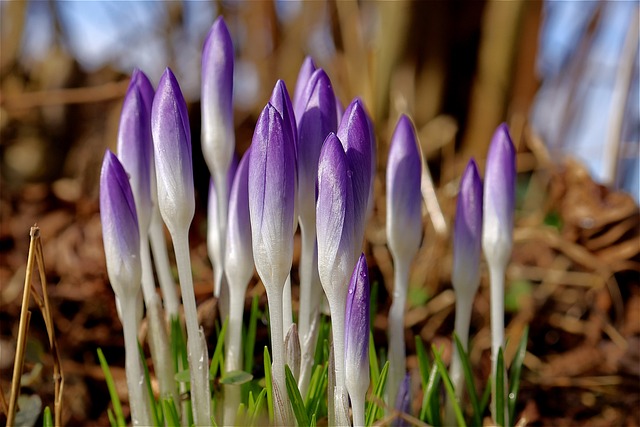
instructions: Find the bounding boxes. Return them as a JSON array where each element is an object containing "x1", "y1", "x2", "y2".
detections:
[
  {"x1": 313, "y1": 316, "x2": 330, "y2": 367},
  {"x1": 414, "y1": 336, "x2": 430, "y2": 389},
  {"x1": 220, "y1": 370, "x2": 254, "y2": 385},
  {"x1": 138, "y1": 341, "x2": 160, "y2": 427},
  {"x1": 480, "y1": 377, "x2": 491, "y2": 417},
  {"x1": 42, "y1": 406, "x2": 53, "y2": 427},
  {"x1": 365, "y1": 360, "x2": 389, "y2": 427},
  {"x1": 97, "y1": 348, "x2": 126, "y2": 427},
  {"x1": 509, "y1": 327, "x2": 528, "y2": 426},
  {"x1": 235, "y1": 403, "x2": 246, "y2": 426},
  {"x1": 249, "y1": 388, "x2": 267, "y2": 426},
  {"x1": 420, "y1": 358, "x2": 441, "y2": 425},
  {"x1": 107, "y1": 408, "x2": 117, "y2": 427},
  {"x1": 174, "y1": 369, "x2": 190, "y2": 383},
  {"x1": 285, "y1": 364, "x2": 310, "y2": 426},
  {"x1": 505, "y1": 280, "x2": 533, "y2": 312},
  {"x1": 369, "y1": 331, "x2": 380, "y2": 387},
  {"x1": 408, "y1": 286, "x2": 430, "y2": 309},
  {"x1": 244, "y1": 295, "x2": 260, "y2": 373},
  {"x1": 263, "y1": 347, "x2": 274, "y2": 423},
  {"x1": 210, "y1": 317, "x2": 229, "y2": 379},
  {"x1": 162, "y1": 398, "x2": 180, "y2": 427},
  {"x1": 433, "y1": 348, "x2": 466, "y2": 427},
  {"x1": 453, "y1": 333, "x2": 481, "y2": 426},
  {"x1": 496, "y1": 348, "x2": 505, "y2": 427},
  {"x1": 305, "y1": 362, "x2": 328, "y2": 419}
]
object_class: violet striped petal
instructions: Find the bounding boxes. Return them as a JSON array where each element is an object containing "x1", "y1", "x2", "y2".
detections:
[
  {"x1": 248, "y1": 103, "x2": 296, "y2": 289},
  {"x1": 117, "y1": 69, "x2": 154, "y2": 232},
  {"x1": 100, "y1": 150, "x2": 141, "y2": 299},
  {"x1": 201, "y1": 16, "x2": 235, "y2": 180},
  {"x1": 293, "y1": 56, "x2": 317, "y2": 123},
  {"x1": 297, "y1": 68, "x2": 337, "y2": 223},
  {"x1": 386, "y1": 114, "x2": 422, "y2": 261},
  {"x1": 392, "y1": 374, "x2": 412, "y2": 427},
  {"x1": 482, "y1": 123, "x2": 516, "y2": 264},
  {"x1": 344, "y1": 253, "x2": 370, "y2": 398},
  {"x1": 151, "y1": 68, "x2": 194, "y2": 233},
  {"x1": 316, "y1": 133, "x2": 355, "y2": 299},
  {"x1": 453, "y1": 159, "x2": 483, "y2": 294}
]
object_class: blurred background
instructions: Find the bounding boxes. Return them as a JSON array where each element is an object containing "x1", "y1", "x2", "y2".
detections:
[{"x1": 1, "y1": 1, "x2": 638, "y2": 425}]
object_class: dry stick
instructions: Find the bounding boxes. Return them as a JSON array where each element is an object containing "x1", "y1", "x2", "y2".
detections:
[{"x1": 7, "y1": 227, "x2": 39, "y2": 426}]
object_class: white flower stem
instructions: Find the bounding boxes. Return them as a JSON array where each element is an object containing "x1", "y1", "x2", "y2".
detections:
[
  {"x1": 173, "y1": 231, "x2": 211, "y2": 426},
  {"x1": 445, "y1": 294, "x2": 473, "y2": 425},
  {"x1": 297, "y1": 224, "x2": 321, "y2": 396},
  {"x1": 488, "y1": 259, "x2": 509, "y2": 425},
  {"x1": 265, "y1": 283, "x2": 292, "y2": 425},
  {"x1": 283, "y1": 275, "x2": 293, "y2": 337},
  {"x1": 223, "y1": 285, "x2": 245, "y2": 426},
  {"x1": 121, "y1": 299, "x2": 152, "y2": 427},
  {"x1": 387, "y1": 258, "x2": 409, "y2": 408},
  {"x1": 149, "y1": 208, "x2": 179, "y2": 318},
  {"x1": 140, "y1": 237, "x2": 178, "y2": 404},
  {"x1": 351, "y1": 390, "x2": 366, "y2": 427},
  {"x1": 214, "y1": 171, "x2": 229, "y2": 297},
  {"x1": 328, "y1": 295, "x2": 350, "y2": 426}
]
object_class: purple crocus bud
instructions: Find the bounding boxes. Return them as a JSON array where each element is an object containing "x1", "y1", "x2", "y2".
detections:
[
  {"x1": 453, "y1": 159, "x2": 483, "y2": 295},
  {"x1": 386, "y1": 115, "x2": 422, "y2": 262},
  {"x1": 100, "y1": 150, "x2": 141, "y2": 299},
  {"x1": 117, "y1": 69, "x2": 154, "y2": 233},
  {"x1": 482, "y1": 123, "x2": 516, "y2": 266},
  {"x1": 248, "y1": 103, "x2": 296, "y2": 289},
  {"x1": 293, "y1": 56, "x2": 317, "y2": 122},
  {"x1": 225, "y1": 148, "x2": 253, "y2": 290},
  {"x1": 392, "y1": 374, "x2": 412, "y2": 427},
  {"x1": 316, "y1": 133, "x2": 355, "y2": 301},
  {"x1": 151, "y1": 68, "x2": 194, "y2": 234},
  {"x1": 337, "y1": 99, "x2": 372, "y2": 254},
  {"x1": 269, "y1": 79, "x2": 298, "y2": 153},
  {"x1": 201, "y1": 16, "x2": 235, "y2": 181},
  {"x1": 297, "y1": 68, "x2": 337, "y2": 223},
  {"x1": 344, "y1": 253, "x2": 370, "y2": 427}
]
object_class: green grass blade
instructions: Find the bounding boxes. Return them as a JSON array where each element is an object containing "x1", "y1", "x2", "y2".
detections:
[
  {"x1": 107, "y1": 408, "x2": 117, "y2": 427},
  {"x1": 509, "y1": 326, "x2": 528, "y2": 426},
  {"x1": 244, "y1": 295, "x2": 260, "y2": 373},
  {"x1": 210, "y1": 317, "x2": 228, "y2": 379},
  {"x1": 161, "y1": 398, "x2": 180, "y2": 427},
  {"x1": 369, "y1": 331, "x2": 380, "y2": 387},
  {"x1": 305, "y1": 362, "x2": 328, "y2": 418},
  {"x1": 313, "y1": 316, "x2": 329, "y2": 367},
  {"x1": 496, "y1": 348, "x2": 505, "y2": 427},
  {"x1": 235, "y1": 403, "x2": 246, "y2": 426},
  {"x1": 420, "y1": 359, "x2": 441, "y2": 425},
  {"x1": 453, "y1": 333, "x2": 481, "y2": 426},
  {"x1": 42, "y1": 406, "x2": 53, "y2": 427},
  {"x1": 433, "y1": 348, "x2": 466, "y2": 427},
  {"x1": 169, "y1": 315, "x2": 188, "y2": 378},
  {"x1": 480, "y1": 377, "x2": 491, "y2": 417},
  {"x1": 263, "y1": 346, "x2": 274, "y2": 423},
  {"x1": 285, "y1": 364, "x2": 310, "y2": 426},
  {"x1": 249, "y1": 388, "x2": 267, "y2": 426},
  {"x1": 414, "y1": 336, "x2": 430, "y2": 389},
  {"x1": 138, "y1": 341, "x2": 160, "y2": 426},
  {"x1": 97, "y1": 348, "x2": 126, "y2": 427},
  {"x1": 310, "y1": 413, "x2": 317, "y2": 427},
  {"x1": 365, "y1": 360, "x2": 389, "y2": 427}
]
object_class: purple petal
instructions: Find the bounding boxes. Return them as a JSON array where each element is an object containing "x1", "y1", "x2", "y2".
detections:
[
  {"x1": 151, "y1": 68, "x2": 194, "y2": 231},
  {"x1": 293, "y1": 56, "x2": 317, "y2": 123},
  {"x1": 453, "y1": 159, "x2": 483, "y2": 292},
  {"x1": 297, "y1": 69, "x2": 337, "y2": 223},
  {"x1": 482, "y1": 123, "x2": 516, "y2": 262},
  {"x1": 117, "y1": 69, "x2": 154, "y2": 230},
  {"x1": 225, "y1": 148, "x2": 253, "y2": 289},
  {"x1": 337, "y1": 99, "x2": 372, "y2": 252},
  {"x1": 386, "y1": 115, "x2": 422, "y2": 260},
  {"x1": 344, "y1": 253, "x2": 370, "y2": 388},
  {"x1": 316, "y1": 133, "x2": 355, "y2": 297},
  {"x1": 392, "y1": 374, "x2": 412, "y2": 427},
  {"x1": 269, "y1": 79, "x2": 298, "y2": 152},
  {"x1": 201, "y1": 16, "x2": 235, "y2": 179},
  {"x1": 100, "y1": 150, "x2": 141, "y2": 298},
  {"x1": 248, "y1": 103, "x2": 296, "y2": 289}
]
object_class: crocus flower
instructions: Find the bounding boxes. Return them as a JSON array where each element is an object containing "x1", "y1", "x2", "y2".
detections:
[
  {"x1": 152, "y1": 68, "x2": 195, "y2": 234},
  {"x1": 345, "y1": 253, "x2": 370, "y2": 427},
  {"x1": 201, "y1": 16, "x2": 235, "y2": 182},
  {"x1": 386, "y1": 115, "x2": 422, "y2": 406},
  {"x1": 482, "y1": 123, "x2": 516, "y2": 425},
  {"x1": 152, "y1": 67, "x2": 211, "y2": 425},
  {"x1": 446, "y1": 159, "x2": 483, "y2": 425},
  {"x1": 293, "y1": 56, "x2": 316, "y2": 122},
  {"x1": 100, "y1": 150, "x2": 152, "y2": 426},
  {"x1": 248, "y1": 103, "x2": 296, "y2": 426},
  {"x1": 337, "y1": 99, "x2": 372, "y2": 256},
  {"x1": 316, "y1": 132, "x2": 355, "y2": 426}
]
